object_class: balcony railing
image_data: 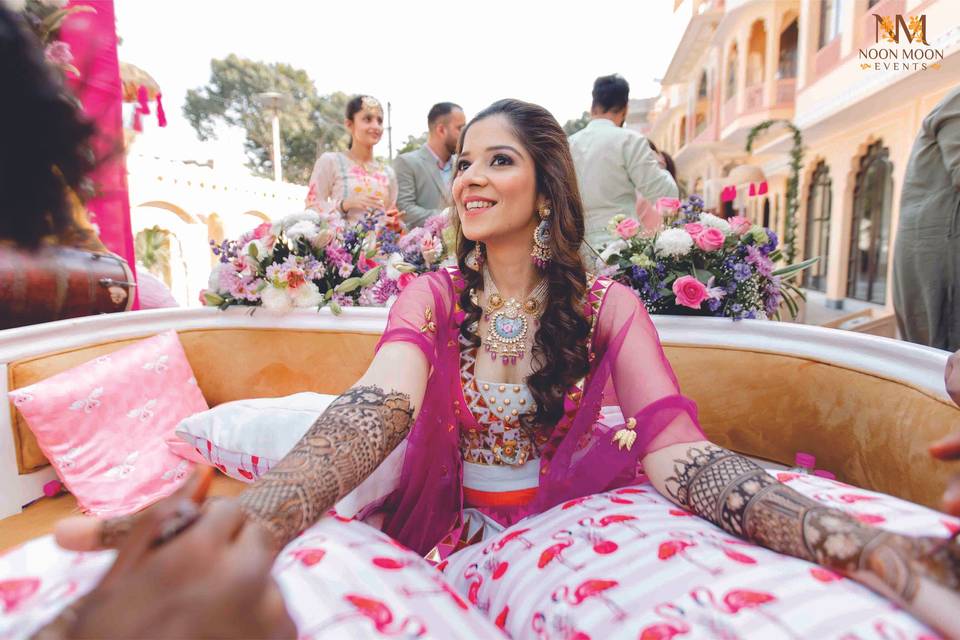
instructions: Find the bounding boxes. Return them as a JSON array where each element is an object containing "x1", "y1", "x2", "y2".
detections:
[
  {"x1": 744, "y1": 85, "x2": 764, "y2": 111},
  {"x1": 814, "y1": 37, "x2": 842, "y2": 79},
  {"x1": 775, "y1": 79, "x2": 796, "y2": 106},
  {"x1": 691, "y1": 119, "x2": 718, "y2": 145}
]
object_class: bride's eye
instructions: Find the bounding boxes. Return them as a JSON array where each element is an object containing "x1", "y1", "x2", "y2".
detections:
[
  {"x1": 491, "y1": 154, "x2": 512, "y2": 167},
  {"x1": 456, "y1": 159, "x2": 471, "y2": 172}
]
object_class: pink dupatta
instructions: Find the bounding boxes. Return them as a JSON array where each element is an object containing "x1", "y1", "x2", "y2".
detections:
[{"x1": 376, "y1": 268, "x2": 704, "y2": 555}]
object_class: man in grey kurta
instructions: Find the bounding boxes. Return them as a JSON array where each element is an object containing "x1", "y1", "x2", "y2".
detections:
[
  {"x1": 393, "y1": 102, "x2": 465, "y2": 228},
  {"x1": 569, "y1": 74, "x2": 677, "y2": 249},
  {"x1": 893, "y1": 87, "x2": 960, "y2": 351}
]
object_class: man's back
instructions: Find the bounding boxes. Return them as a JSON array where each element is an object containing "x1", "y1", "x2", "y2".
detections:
[{"x1": 570, "y1": 119, "x2": 676, "y2": 248}]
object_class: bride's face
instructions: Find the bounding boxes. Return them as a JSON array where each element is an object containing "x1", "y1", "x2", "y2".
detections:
[
  {"x1": 452, "y1": 115, "x2": 539, "y2": 244},
  {"x1": 347, "y1": 107, "x2": 384, "y2": 148}
]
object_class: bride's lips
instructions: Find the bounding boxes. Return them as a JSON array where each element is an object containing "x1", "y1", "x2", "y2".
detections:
[{"x1": 462, "y1": 195, "x2": 498, "y2": 216}]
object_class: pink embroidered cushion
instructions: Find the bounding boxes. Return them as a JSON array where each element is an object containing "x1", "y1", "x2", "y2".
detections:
[{"x1": 8, "y1": 330, "x2": 207, "y2": 517}]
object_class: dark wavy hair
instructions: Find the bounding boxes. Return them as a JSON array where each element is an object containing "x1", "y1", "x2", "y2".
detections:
[
  {"x1": 0, "y1": 5, "x2": 95, "y2": 247},
  {"x1": 453, "y1": 99, "x2": 591, "y2": 436}
]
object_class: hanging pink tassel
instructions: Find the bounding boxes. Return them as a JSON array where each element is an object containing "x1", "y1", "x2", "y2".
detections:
[
  {"x1": 156, "y1": 93, "x2": 167, "y2": 127},
  {"x1": 137, "y1": 85, "x2": 150, "y2": 115},
  {"x1": 758, "y1": 181, "x2": 768, "y2": 195},
  {"x1": 748, "y1": 183, "x2": 757, "y2": 196},
  {"x1": 132, "y1": 108, "x2": 143, "y2": 132},
  {"x1": 721, "y1": 185, "x2": 736, "y2": 202}
]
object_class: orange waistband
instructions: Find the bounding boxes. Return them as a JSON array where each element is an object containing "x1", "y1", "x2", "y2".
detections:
[{"x1": 463, "y1": 486, "x2": 537, "y2": 508}]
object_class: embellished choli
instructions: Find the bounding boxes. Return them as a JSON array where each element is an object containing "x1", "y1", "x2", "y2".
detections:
[{"x1": 374, "y1": 267, "x2": 705, "y2": 556}]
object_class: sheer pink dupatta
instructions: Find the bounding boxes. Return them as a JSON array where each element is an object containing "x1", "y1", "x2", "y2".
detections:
[{"x1": 374, "y1": 271, "x2": 705, "y2": 555}]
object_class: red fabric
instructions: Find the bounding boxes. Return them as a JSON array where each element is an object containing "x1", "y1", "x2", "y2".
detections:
[
  {"x1": 136, "y1": 85, "x2": 150, "y2": 114},
  {"x1": 59, "y1": 0, "x2": 139, "y2": 308},
  {"x1": 721, "y1": 185, "x2": 737, "y2": 203},
  {"x1": 748, "y1": 183, "x2": 757, "y2": 196},
  {"x1": 758, "y1": 181, "x2": 768, "y2": 195}
]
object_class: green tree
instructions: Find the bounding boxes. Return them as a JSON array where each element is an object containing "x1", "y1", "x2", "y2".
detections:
[
  {"x1": 396, "y1": 131, "x2": 428, "y2": 156},
  {"x1": 183, "y1": 55, "x2": 350, "y2": 184},
  {"x1": 563, "y1": 111, "x2": 591, "y2": 137},
  {"x1": 135, "y1": 226, "x2": 171, "y2": 284}
]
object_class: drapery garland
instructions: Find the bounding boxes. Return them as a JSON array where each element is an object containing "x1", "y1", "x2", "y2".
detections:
[{"x1": 745, "y1": 119, "x2": 804, "y2": 266}]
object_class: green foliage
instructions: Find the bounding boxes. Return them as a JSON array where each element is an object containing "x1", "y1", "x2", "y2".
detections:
[
  {"x1": 745, "y1": 119, "x2": 804, "y2": 266},
  {"x1": 397, "y1": 131, "x2": 428, "y2": 156},
  {"x1": 563, "y1": 111, "x2": 591, "y2": 137},
  {"x1": 135, "y1": 226, "x2": 171, "y2": 280},
  {"x1": 183, "y1": 55, "x2": 351, "y2": 184}
]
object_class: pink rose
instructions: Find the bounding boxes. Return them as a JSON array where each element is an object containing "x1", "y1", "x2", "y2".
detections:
[
  {"x1": 44, "y1": 41, "x2": 73, "y2": 67},
  {"x1": 684, "y1": 223, "x2": 704, "y2": 236},
  {"x1": 655, "y1": 197, "x2": 682, "y2": 214},
  {"x1": 729, "y1": 216, "x2": 752, "y2": 235},
  {"x1": 672, "y1": 275, "x2": 708, "y2": 309},
  {"x1": 694, "y1": 227, "x2": 726, "y2": 252},
  {"x1": 615, "y1": 218, "x2": 641, "y2": 240},
  {"x1": 397, "y1": 272, "x2": 417, "y2": 291}
]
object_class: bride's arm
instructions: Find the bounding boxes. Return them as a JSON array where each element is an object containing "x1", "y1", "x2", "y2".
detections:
[
  {"x1": 641, "y1": 439, "x2": 960, "y2": 635},
  {"x1": 238, "y1": 341, "x2": 429, "y2": 551}
]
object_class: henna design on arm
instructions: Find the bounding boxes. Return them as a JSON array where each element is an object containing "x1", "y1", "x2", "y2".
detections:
[
  {"x1": 238, "y1": 385, "x2": 413, "y2": 550},
  {"x1": 663, "y1": 445, "x2": 960, "y2": 604}
]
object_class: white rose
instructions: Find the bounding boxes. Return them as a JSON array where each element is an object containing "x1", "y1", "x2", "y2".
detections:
[
  {"x1": 654, "y1": 228, "x2": 694, "y2": 258},
  {"x1": 277, "y1": 210, "x2": 321, "y2": 232},
  {"x1": 291, "y1": 282, "x2": 322, "y2": 308},
  {"x1": 698, "y1": 212, "x2": 732, "y2": 234},
  {"x1": 286, "y1": 221, "x2": 320, "y2": 244},
  {"x1": 599, "y1": 240, "x2": 628, "y2": 262},
  {"x1": 260, "y1": 285, "x2": 292, "y2": 312}
]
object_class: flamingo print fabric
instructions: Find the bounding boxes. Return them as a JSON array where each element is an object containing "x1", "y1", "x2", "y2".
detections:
[
  {"x1": 7, "y1": 330, "x2": 206, "y2": 517},
  {"x1": 1, "y1": 472, "x2": 954, "y2": 639}
]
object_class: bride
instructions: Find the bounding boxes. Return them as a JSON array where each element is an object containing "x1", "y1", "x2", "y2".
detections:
[{"x1": 53, "y1": 99, "x2": 960, "y2": 638}]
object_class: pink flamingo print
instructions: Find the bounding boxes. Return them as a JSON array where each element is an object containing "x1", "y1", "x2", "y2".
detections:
[
  {"x1": 462, "y1": 563, "x2": 488, "y2": 610},
  {"x1": 494, "y1": 605, "x2": 509, "y2": 629},
  {"x1": 538, "y1": 530, "x2": 586, "y2": 571},
  {"x1": 372, "y1": 557, "x2": 411, "y2": 570},
  {"x1": 289, "y1": 547, "x2": 325, "y2": 568},
  {"x1": 306, "y1": 594, "x2": 427, "y2": 637},
  {"x1": 0, "y1": 578, "x2": 40, "y2": 614},
  {"x1": 532, "y1": 611, "x2": 592, "y2": 640},
  {"x1": 873, "y1": 620, "x2": 940, "y2": 640},
  {"x1": 483, "y1": 555, "x2": 510, "y2": 580},
  {"x1": 657, "y1": 537, "x2": 722, "y2": 575},
  {"x1": 690, "y1": 587, "x2": 798, "y2": 639},
  {"x1": 398, "y1": 581, "x2": 469, "y2": 611},
  {"x1": 552, "y1": 579, "x2": 626, "y2": 621},
  {"x1": 639, "y1": 603, "x2": 691, "y2": 640},
  {"x1": 483, "y1": 528, "x2": 533, "y2": 554},
  {"x1": 578, "y1": 514, "x2": 648, "y2": 538},
  {"x1": 561, "y1": 495, "x2": 605, "y2": 511}
]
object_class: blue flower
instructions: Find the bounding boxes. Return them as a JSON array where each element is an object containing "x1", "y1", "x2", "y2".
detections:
[
  {"x1": 733, "y1": 263, "x2": 752, "y2": 281},
  {"x1": 725, "y1": 281, "x2": 738, "y2": 294},
  {"x1": 708, "y1": 298, "x2": 722, "y2": 312},
  {"x1": 731, "y1": 303, "x2": 743, "y2": 313}
]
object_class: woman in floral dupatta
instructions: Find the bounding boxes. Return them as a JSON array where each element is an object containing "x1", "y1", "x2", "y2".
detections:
[{"x1": 54, "y1": 100, "x2": 959, "y2": 639}]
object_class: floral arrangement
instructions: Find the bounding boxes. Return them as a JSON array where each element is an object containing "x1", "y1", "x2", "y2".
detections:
[
  {"x1": 200, "y1": 210, "x2": 456, "y2": 313},
  {"x1": 600, "y1": 195, "x2": 815, "y2": 320},
  {"x1": 13, "y1": 0, "x2": 94, "y2": 79}
]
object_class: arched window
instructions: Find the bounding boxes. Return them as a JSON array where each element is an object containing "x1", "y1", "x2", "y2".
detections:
[
  {"x1": 803, "y1": 162, "x2": 831, "y2": 292},
  {"x1": 778, "y1": 19, "x2": 798, "y2": 78},
  {"x1": 726, "y1": 44, "x2": 738, "y2": 100},
  {"x1": 847, "y1": 142, "x2": 893, "y2": 303}
]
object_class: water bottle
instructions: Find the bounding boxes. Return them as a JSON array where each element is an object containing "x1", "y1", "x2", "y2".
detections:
[{"x1": 788, "y1": 452, "x2": 816, "y2": 475}]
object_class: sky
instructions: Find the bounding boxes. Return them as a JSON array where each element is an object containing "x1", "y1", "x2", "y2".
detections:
[{"x1": 115, "y1": 0, "x2": 687, "y2": 177}]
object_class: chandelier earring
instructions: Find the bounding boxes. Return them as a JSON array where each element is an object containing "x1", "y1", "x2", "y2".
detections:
[
  {"x1": 531, "y1": 205, "x2": 552, "y2": 268},
  {"x1": 465, "y1": 242, "x2": 485, "y2": 271}
]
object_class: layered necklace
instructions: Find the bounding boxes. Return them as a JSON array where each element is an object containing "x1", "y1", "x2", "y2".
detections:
[{"x1": 471, "y1": 266, "x2": 548, "y2": 365}]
